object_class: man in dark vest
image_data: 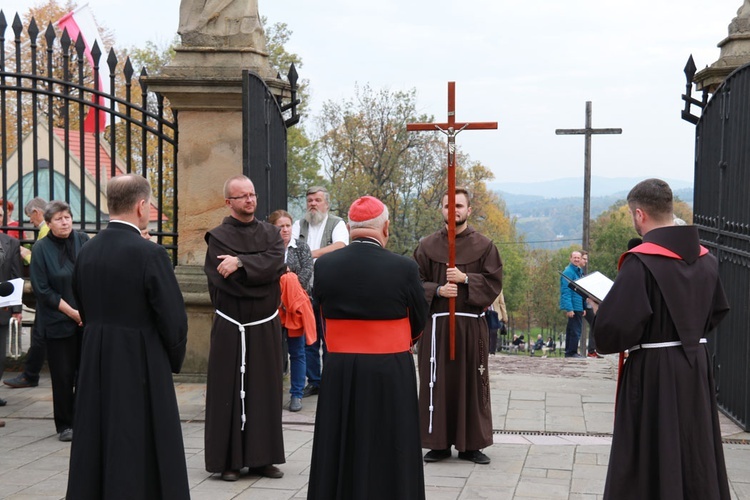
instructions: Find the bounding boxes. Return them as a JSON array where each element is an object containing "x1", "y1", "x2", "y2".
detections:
[
  {"x1": 593, "y1": 178, "x2": 730, "y2": 500},
  {"x1": 291, "y1": 186, "x2": 348, "y2": 397}
]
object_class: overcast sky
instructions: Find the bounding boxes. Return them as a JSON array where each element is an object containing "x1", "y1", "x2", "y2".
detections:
[{"x1": 3, "y1": 0, "x2": 744, "y2": 187}]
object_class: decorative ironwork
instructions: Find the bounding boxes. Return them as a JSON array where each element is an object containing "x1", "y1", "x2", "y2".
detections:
[
  {"x1": 0, "y1": 11, "x2": 178, "y2": 264},
  {"x1": 681, "y1": 54, "x2": 709, "y2": 125},
  {"x1": 693, "y1": 60, "x2": 750, "y2": 431}
]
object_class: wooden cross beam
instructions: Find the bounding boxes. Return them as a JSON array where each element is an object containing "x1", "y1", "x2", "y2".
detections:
[
  {"x1": 407, "y1": 82, "x2": 497, "y2": 360},
  {"x1": 555, "y1": 101, "x2": 622, "y2": 252}
]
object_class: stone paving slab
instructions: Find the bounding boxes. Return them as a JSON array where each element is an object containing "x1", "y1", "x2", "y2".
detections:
[{"x1": 1, "y1": 353, "x2": 749, "y2": 499}]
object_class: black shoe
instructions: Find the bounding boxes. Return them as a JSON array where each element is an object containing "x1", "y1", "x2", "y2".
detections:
[
  {"x1": 248, "y1": 465, "x2": 284, "y2": 478},
  {"x1": 3, "y1": 374, "x2": 38, "y2": 388},
  {"x1": 221, "y1": 470, "x2": 240, "y2": 481},
  {"x1": 423, "y1": 448, "x2": 451, "y2": 462},
  {"x1": 59, "y1": 428, "x2": 73, "y2": 442},
  {"x1": 302, "y1": 384, "x2": 319, "y2": 398},
  {"x1": 0, "y1": 398, "x2": 6, "y2": 407},
  {"x1": 458, "y1": 450, "x2": 491, "y2": 464},
  {"x1": 565, "y1": 353, "x2": 584, "y2": 358},
  {"x1": 289, "y1": 397, "x2": 302, "y2": 412}
]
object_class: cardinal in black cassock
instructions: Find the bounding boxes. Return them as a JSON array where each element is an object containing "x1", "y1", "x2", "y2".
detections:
[{"x1": 307, "y1": 196, "x2": 429, "y2": 500}]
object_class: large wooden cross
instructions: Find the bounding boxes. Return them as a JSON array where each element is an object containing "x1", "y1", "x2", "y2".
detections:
[
  {"x1": 407, "y1": 82, "x2": 497, "y2": 360},
  {"x1": 555, "y1": 101, "x2": 622, "y2": 252}
]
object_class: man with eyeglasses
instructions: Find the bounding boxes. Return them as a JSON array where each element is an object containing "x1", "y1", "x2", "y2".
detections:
[{"x1": 203, "y1": 175, "x2": 287, "y2": 481}]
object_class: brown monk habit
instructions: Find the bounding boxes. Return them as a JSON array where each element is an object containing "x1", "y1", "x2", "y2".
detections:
[
  {"x1": 204, "y1": 216, "x2": 286, "y2": 473},
  {"x1": 414, "y1": 225, "x2": 503, "y2": 452},
  {"x1": 594, "y1": 225, "x2": 730, "y2": 500}
]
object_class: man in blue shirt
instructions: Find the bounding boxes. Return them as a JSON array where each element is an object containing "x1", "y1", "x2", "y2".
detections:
[{"x1": 559, "y1": 251, "x2": 585, "y2": 358}]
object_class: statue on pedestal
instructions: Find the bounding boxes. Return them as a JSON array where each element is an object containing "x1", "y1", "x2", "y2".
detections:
[{"x1": 178, "y1": 0, "x2": 267, "y2": 49}]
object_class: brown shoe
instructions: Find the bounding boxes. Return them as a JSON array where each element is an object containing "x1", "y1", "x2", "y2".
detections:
[
  {"x1": 221, "y1": 470, "x2": 240, "y2": 481},
  {"x1": 249, "y1": 465, "x2": 283, "y2": 478},
  {"x1": 0, "y1": 419, "x2": 5, "y2": 427}
]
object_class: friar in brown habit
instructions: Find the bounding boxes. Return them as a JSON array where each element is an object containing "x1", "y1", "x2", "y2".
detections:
[
  {"x1": 593, "y1": 178, "x2": 730, "y2": 500},
  {"x1": 413, "y1": 187, "x2": 503, "y2": 465},
  {"x1": 204, "y1": 175, "x2": 286, "y2": 482}
]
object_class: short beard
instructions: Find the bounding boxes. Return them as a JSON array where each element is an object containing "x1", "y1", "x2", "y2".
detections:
[
  {"x1": 444, "y1": 216, "x2": 468, "y2": 227},
  {"x1": 305, "y1": 209, "x2": 326, "y2": 226}
]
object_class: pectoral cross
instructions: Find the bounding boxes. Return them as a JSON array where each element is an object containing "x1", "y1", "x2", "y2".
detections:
[
  {"x1": 478, "y1": 364, "x2": 486, "y2": 375},
  {"x1": 407, "y1": 82, "x2": 498, "y2": 360}
]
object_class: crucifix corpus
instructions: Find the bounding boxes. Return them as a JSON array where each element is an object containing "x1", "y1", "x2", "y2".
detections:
[
  {"x1": 407, "y1": 82, "x2": 497, "y2": 360},
  {"x1": 555, "y1": 101, "x2": 622, "y2": 252}
]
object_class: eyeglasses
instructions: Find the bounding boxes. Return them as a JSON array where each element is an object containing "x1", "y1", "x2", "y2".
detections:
[{"x1": 226, "y1": 193, "x2": 257, "y2": 200}]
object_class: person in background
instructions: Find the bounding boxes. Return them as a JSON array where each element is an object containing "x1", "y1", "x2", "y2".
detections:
[
  {"x1": 29, "y1": 201, "x2": 89, "y2": 442},
  {"x1": 291, "y1": 186, "x2": 349, "y2": 398},
  {"x1": 269, "y1": 209, "x2": 313, "y2": 413},
  {"x1": 0, "y1": 199, "x2": 22, "y2": 240},
  {"x1": 581, "y1": 251, "x2": 603, "y2": 358},
  {"x1": 0, "y1": 231, "x2": 24, "y2": 421},
  {"x1": 559, "y1": 251, "x2": 585, "y2": 358},
  {"x1": 530, "y1": 334, "x2": 544, "y2": 356},
  {"x1": 4, "y1": 198, "x2": 50, "y2": 391},
  {"x1": 541, "y1": 337, "x2": 556, "y2": 358},
  {"x1": 487, "y1": 291, "x2": 507, "y2": 354}
]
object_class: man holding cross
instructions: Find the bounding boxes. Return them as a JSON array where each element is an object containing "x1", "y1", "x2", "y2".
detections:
[{"x1": 414, "y1": 187, "x2": 503, "y2": 464}]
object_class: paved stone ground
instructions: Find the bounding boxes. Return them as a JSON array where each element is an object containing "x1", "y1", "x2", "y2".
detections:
[{"x1": 1, "y1": 353, "x2": 749, "y2": 499}]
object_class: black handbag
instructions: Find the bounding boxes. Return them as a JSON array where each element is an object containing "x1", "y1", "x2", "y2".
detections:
[{"x1": 485, "y1": 309, "x2": 501, "y2": 330}]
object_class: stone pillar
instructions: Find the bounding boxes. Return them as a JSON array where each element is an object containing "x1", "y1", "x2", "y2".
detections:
[
  {"x1": 694, "y1": 1, "x2": 750, "y2": 92},
  {"x1": 146, "y1": 1, "x2": 289, "y2": 377}
]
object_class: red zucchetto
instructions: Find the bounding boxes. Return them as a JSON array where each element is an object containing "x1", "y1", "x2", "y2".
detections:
[{"x1": 348, "y1": 196, "x2": 385, "y2": 222}]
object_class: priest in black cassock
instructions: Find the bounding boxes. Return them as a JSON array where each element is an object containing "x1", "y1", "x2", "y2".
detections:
[
  {"x1": 68, "y1": 174, "x2": 189, "y2": 499},
  {"x1": 307, "y1": 196, "x2": 428, "y2": 500},
  {"x1": 593, "y1": 178, "x2": 730, "y2": 500},
  {"x1": 204, "y1": 175, "x2": 286, "y2": 481},
  {"x1": 414, "y1": 187, "x2": 503, "y2": 465}
]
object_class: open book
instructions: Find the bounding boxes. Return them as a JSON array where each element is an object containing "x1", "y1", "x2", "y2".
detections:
[{"x1": 560, "y1": 271, "x2": 614, "y2": 304}]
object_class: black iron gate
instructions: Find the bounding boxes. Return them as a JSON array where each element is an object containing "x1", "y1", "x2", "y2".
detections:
[
  {"x1": 242, "y1": 67, "x2": 299, "y2": 221},
  {"x1": 0, "y1": 12, "x2": 177, "y2": 263},
  {"x1": 688, "y1": 61, "x2": 750, "y2": 431}
]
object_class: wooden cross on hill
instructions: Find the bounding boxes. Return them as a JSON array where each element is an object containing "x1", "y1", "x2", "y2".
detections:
[
  {"x1": 407, "y1": 82, "x2": 498, "y2": 360},
  {"x1": 556, "y1": 101, "x2": 622, "y2": 252}
]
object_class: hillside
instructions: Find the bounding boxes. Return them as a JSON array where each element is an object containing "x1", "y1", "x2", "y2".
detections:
[{"x1": 492, "y1": 177, "x2": 693, "y2": 250}]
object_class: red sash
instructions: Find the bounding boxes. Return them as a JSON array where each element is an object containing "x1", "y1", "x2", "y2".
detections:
[
  {"x1": 325, "y1": 318, "x2": 412, "y2": 354},
  {"x1": 617, "y1": 242, "x2": 708, "y2": 270}
]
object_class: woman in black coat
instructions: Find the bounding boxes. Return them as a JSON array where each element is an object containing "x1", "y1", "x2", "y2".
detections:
[{"x1": 30, "y1": 201, "x2": 89, "y2": 441}]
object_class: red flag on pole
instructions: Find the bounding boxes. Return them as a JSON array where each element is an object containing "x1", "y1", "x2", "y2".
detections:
[{"x1": 57, "y1": 4, "x2": 109, "y2": 134}]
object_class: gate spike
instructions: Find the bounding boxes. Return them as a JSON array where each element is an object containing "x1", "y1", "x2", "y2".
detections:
[
  {"x1": 90, "y1": 39, "x2": 101, "y2": 65},
  {"x1": 74, "y1": 33, "x2": 86, "y2": 58},
  {"x1": 107, "y1": 47, "x2": 117, "y2": 73},
  {"x1": 123, "y1": 57, "x2": 134, "y2": 82},
  {"x1": 12, "y1": 13, "x2": 22, "y2": 38},
  {"x1": 0, "y1": 12, "x2": 7, "y2": 36},
  {"x1": 60, "y1": 28, "x2": 71, "y2": 52},
  {"x1": 28, "y1": 17, "x2": 39, "y2": 43},
  {"x1": 684, "y1": 55, "x2": 697, "y2": 82},
  {"x1": 44, "y1": 22, "x2": 56, "y2": 46}
]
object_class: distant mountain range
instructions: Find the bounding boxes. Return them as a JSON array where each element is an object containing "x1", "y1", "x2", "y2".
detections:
[
  {"x1": 488, "y1": 176, "x2": 692, "y2": 199},
  {"x1": 489, "y1": 177, "x2": 694, "y2": 250}
]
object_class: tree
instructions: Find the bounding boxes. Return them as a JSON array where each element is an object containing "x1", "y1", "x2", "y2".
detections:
[
  {"x1": 589, "y1": 201, "x2": 639, "y2": 279},
  {"x1": 315, "y1": 84, "x2": 447, "y2": 255}
]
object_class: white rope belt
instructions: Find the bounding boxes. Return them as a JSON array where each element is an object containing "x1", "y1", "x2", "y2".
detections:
[
  {"x1": 628, "y1": 338, "x2": 706, "y2": 353},
  {"x1": 215, "y1": 309, "x2": 279, "y2": 430},
  {"x1": 428, "y1": 311, "x2": 485, "y2": 434}
]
